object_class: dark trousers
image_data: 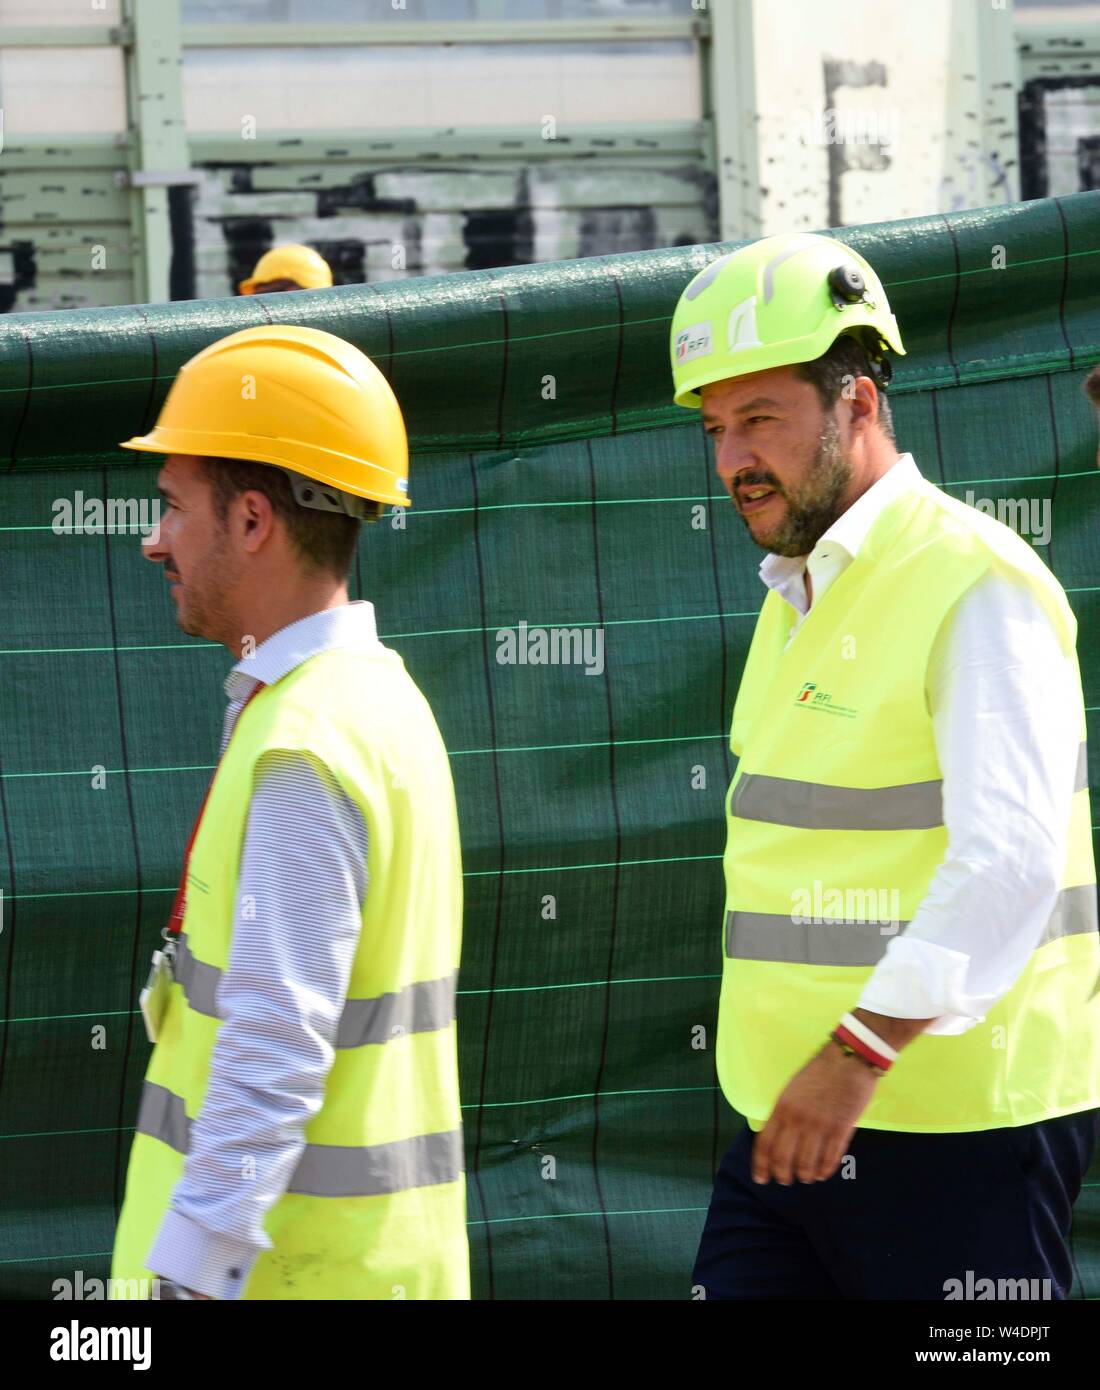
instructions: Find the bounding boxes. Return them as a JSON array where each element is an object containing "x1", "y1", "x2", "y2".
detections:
[{"x1": 693, "y1": 1109, "x2": 1097, "y2": 1300}]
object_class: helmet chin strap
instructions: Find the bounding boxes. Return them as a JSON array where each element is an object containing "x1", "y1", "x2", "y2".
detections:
[
  {"x1": 828, "y1": 266, "x2": 893, "y2": 389},
  {"x1": 842, "y1": 326, "x2": 893, "y2": 390},
  {"x1": 864, "y1": 344, "x2": 893, "y2": 389},
  {"x1": 280, "y1": 468, "x2": 386, "y2": 524}
]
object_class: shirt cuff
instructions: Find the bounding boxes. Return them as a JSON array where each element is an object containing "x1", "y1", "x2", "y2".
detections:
[
  {"x1": 856, "y1": 936, "x2": 987, "y2": 1037},
  {"x1": 147, "y1": 1208, "x2": 261, "y2": 1300}
]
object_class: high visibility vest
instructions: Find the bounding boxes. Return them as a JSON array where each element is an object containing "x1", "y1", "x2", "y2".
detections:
[
  {"x1": 719, "y1": 478, "x2": 1100, "y2": 1133},
  {"x1": 111, "y1": 645, "x2": 469, "y2": 1298}
]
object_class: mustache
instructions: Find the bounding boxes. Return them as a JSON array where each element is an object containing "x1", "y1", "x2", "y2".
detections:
[{"x1": 734, "y1": 474, "x2": 783, "y2": 495}]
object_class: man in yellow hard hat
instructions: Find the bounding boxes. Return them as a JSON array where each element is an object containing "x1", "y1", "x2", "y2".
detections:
[
  {"x1": 238, "y1": 243, "x2": 333, "y2": 295},
  {"x1": 109, "y1": 325, "x2": 468, "y2": 1300},
  {"x1": 671, "y1": 234, "x2": 1099, "y2": 1299}
]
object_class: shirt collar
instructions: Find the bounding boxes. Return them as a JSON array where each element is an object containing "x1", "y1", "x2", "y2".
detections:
[
  {"x1": 758, "y1": 453, "x2": 923, "y2": 593},
  {"x1": 224, "y1": 600, "x2": 379, "y2": 700}
]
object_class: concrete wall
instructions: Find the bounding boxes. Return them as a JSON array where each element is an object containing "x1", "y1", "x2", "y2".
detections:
[
  {"x1": 1, "y1": 3, "x2": 1099, "y2": 311},
  {"x1": 186, "y1": 128, "x2": 715, "y2": 300},
  {"x1": 750, "y1": 0, "x2": 1018, "y2": 233}
]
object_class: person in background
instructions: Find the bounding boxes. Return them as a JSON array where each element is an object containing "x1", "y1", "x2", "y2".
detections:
[{"x1": 238, "y1": 243, "x2": 334, "y2": 296}]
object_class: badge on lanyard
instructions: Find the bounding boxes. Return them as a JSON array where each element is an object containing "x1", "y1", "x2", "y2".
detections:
[
  {"x1": 142, "y1": 683, "x2": 262, "y2": 1045},
  {"x1": 139, "y1": 934, "x2": 177, "y2": 1045}
]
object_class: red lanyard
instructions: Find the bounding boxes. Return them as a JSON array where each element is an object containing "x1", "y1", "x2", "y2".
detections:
[{"x1": 166, "y1": 683, "x2": 263, "y2": 938}]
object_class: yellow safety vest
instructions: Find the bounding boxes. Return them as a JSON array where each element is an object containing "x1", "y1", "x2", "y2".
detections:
[
  {"x1": 719, "y1": 478, "x2": 1100, "y2": 1133},
  {"x1": 112, "y1": 645, "x2": 469, "y2": 1298}
]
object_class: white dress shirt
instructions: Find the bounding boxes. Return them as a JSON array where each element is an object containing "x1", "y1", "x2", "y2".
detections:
[
  {"x1": 146, "y1": 603, "x2": 376, "y2": 1298},
  {"x1": 757, "y1": 454, "x2": 1082, "y2": 1035}
]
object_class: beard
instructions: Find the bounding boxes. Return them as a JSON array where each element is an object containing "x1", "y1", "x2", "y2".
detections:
[
  {"x1": 739, "y1": 417, "x2": 853, "y2": 558},
  {"x1": 173, "y1": 530, "x2": 243, "y2": 645}
]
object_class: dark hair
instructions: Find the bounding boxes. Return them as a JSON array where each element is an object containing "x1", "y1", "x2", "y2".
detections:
[
  {"x1": 200, "y1": 456, "x2": 361, "y2": 581},
  {"x1": 793, "y1": 333, "x2": 896, "y2": 443},
  {"x1": 1085, "y1": 364, "x2": 1100, "y2": 405}
]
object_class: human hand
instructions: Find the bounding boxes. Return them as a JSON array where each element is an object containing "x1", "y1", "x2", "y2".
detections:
[{"x1": 751, "y1": 1042, "x2": 879, "y2": 1186}]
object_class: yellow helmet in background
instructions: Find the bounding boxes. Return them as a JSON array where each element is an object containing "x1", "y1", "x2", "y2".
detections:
[
  {"x1": 119, "y1": 325, "x2": 409, "y2": 514},
  {"x1": 239, "y1": 243, "x2": 334, "y2": 294}
]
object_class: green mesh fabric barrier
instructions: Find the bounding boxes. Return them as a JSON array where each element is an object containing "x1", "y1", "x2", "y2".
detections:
[{"x1": 2, "y1": 192, "x2": 1099, "y2": 1300}]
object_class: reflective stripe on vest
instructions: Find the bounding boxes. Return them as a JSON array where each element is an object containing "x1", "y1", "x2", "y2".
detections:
[
  {"x1": 726, "y1": 882, "x2": 1098, "y2": 965},
  {"x1": 136, "y1": 1081, "x2": 465, "y2": 1197},
  {"x1": 730, "y1": 740, "x2": 1087, "y2": 832},
  {"x1": 173, "y1": 934, "x2": 457, "y2": 1045}
]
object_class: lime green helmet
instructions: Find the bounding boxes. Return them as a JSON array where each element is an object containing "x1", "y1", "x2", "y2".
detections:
[{"x1": 670, "y1": 232, "x2": 905, "y2": 408}]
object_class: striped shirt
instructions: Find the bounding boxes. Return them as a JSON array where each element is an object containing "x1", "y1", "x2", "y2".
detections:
[{"x1": 146, "y1": 603, "x2": 377, "y2": 1300}]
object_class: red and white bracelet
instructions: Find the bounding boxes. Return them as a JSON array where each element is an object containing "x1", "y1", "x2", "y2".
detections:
[{"x1": 830, "y1": 1011, "x2": 899, "y2": 1075}]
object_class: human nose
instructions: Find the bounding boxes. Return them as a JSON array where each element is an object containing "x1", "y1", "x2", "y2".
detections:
[
  {"x1": 141, "y1": 515, "x2": 169, "y2": 562},
  {"x1": 713, "y1": 430, "x2": 757, "y2": 489}
]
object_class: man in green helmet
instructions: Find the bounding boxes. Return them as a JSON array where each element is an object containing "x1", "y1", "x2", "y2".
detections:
[{"x1": 671, "y1": 234, "x2": 1100, "y2": 1299}]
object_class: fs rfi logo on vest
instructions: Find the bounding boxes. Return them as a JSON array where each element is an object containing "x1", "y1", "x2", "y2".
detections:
[{"x1": 794, "y1": 681, "x2": 859, "y2": 719}]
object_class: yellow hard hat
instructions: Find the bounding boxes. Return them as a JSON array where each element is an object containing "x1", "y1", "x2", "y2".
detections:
[
  {"x1": 239, "y1": 243, "x2": 333, "y2": 294},
  {"x1": 119, "y1": 324, "x2": 410, "y2": 511}
]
